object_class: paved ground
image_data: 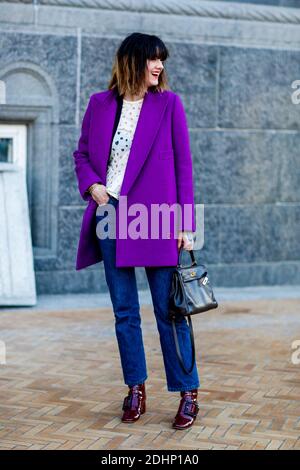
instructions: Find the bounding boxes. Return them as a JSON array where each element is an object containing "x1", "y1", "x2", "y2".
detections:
[
  {"x1": 3, "y1": 285, "x2": 300, "y2": 312},
  {"x1": 0, "y1": 291, "x2": 300, "y2": 450}
]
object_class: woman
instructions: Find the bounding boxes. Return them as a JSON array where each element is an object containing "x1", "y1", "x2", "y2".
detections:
[{"x1": 73, "y1": 33, "x2": 200, "y2": 430}]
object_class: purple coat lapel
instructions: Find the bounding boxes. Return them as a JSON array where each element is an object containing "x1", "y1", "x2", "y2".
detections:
[{"x1": 91, "y1": 89, "x2": 171, "y2": 196}]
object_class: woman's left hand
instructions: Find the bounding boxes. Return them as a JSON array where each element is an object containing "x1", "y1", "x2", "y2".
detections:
[{"x1": 177, "y1": 231, "x2": 194, "y2": 251}]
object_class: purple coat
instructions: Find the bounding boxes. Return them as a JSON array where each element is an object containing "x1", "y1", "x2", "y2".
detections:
[{"x1": 73, "y1": 88, "x2": 196, "y2": 270}]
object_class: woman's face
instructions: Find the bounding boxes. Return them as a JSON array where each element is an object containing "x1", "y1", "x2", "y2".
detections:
[{"x1": 145, "y1": 58, "x2": 164, "y2": 88}]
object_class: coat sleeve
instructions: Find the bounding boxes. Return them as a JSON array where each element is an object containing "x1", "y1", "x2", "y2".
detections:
[
  {"x1": 73, "y1": 95, "x2": 103, "y2": 201},
  {"x1": 171, "y1": 93, "x2": 196, "y2": 232}
]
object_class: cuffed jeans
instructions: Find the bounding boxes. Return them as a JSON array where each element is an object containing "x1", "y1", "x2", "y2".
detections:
[{"x1": 95, "y1": 194, "x2": 200, "y2": 392}]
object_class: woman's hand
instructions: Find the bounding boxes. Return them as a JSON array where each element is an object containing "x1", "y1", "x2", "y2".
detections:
[
  {"x1": 177, "y1": 231, "x2": 194, "y2": 251},
  {"x1": 88, "y1": 183, "x2": 110, "y2": 205}
]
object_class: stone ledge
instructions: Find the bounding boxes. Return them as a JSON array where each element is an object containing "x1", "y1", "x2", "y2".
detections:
[{"x1": 2, "y1": 0, "x2": 300, "y2": 25}]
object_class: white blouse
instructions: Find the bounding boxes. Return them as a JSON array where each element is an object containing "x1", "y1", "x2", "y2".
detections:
[
  {"x1": 106, "y1": 97, "x2": 144, "y2": 199},
  {"x1": 105, "y1": 97, "x2": 194, "y2": 247}
]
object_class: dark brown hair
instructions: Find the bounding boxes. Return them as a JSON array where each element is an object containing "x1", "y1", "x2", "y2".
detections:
[{"x1": 108, "y1": 32, "x2": 170, "y2": 96}]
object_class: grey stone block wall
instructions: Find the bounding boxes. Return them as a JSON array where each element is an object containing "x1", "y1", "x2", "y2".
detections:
[{"x1": 0, "y1": 0, "x2": 300, "y2": 293}]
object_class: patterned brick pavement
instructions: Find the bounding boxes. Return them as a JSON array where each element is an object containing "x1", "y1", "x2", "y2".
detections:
[{"x1": 0, "y1": 298, "x2": 299, "y2": 450}]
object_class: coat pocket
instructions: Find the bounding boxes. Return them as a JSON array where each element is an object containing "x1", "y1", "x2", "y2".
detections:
[{"x1": 159, "y1": 149, "x2": 174, "y2": 160}]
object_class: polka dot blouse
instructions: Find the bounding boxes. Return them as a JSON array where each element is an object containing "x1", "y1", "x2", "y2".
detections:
[{"x1": 106, "y1": 97, "x2": 144, "y2": 199}]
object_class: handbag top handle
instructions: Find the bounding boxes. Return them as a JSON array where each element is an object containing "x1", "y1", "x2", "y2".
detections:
[{"x1": 178, "y1": 247, "x2": 197, "y2": 268}]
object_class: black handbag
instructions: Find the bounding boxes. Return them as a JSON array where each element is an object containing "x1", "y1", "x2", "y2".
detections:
[{"x1": 168, "y1": 247, "x2": 218, "y2": 374}]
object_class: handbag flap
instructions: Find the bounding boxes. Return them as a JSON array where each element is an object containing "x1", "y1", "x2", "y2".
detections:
[{"x1": 180, "y1": 265, "x2": 207, "y2": 283}]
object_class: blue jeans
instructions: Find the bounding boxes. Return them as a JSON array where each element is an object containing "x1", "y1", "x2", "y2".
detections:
[{"x1": 95, "y1": 195, "x2": 200, "y2": 392}]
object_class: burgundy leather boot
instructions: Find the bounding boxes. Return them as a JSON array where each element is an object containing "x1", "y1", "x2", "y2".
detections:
[
  {"x1": 172, "y1": 389, "x2": 199, "y2": 430},
  {"x1": 121, "y1": 383, "x2": 146, "y2": 423}
]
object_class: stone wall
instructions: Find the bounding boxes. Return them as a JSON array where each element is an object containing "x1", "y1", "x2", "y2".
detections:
[
  {"x1": 0, "y1": 0, "x2": 299, "y2": 293},
  {"x1": 211, "y1": 1, "x2": 299, "y2": 6}
]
